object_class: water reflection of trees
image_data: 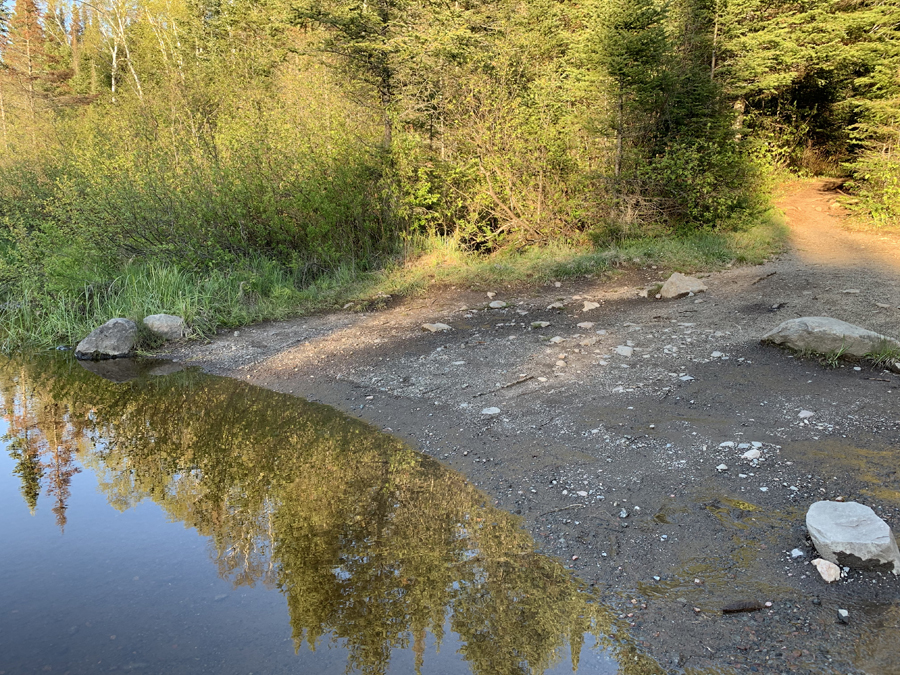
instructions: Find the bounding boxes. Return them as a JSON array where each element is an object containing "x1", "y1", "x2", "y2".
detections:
[
  {"x1": 0, "y1": 355, "x2": 662, "y2": 675},
  {"x1": 2, "y1": 363, "x2": 84, "y2": 530}
]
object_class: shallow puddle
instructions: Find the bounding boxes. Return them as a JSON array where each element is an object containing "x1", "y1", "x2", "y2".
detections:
[
  {"x1": 783, "y1": 439, "x2": 900, "y2": 506},
  {"x1": 640, "y1": 490, "x2": 800, "y2": 611},
  {"x1": 0, "y1": 355, "x2": 662, "y2": 674}
]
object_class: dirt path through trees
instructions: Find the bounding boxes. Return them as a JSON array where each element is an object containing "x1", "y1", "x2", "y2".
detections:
[{"x1": 782, "y1": 181, "x2": 900, "y2": 274}]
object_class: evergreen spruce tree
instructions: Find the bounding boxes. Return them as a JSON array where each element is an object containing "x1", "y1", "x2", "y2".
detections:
[
  {"x1": 588, "y1": 0, "x2": 668, "y2": 182},
  {"x1": 291, "y1": 0, "x2": 410, "y2": 149},
  {"x1": 6, "y1": 0, "x2": 49, "y2": 121}
]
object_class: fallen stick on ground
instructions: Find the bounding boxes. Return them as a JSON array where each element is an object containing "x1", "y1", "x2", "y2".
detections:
[
  {"x1": 472, "y1": 375, "x2": 534, "y2": 398},
  {"x1": 752, "y1": 271, "x2": 777, "y2": 285}
]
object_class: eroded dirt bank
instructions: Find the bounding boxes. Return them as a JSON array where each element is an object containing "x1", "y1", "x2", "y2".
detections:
[{"x1": 161, "y1": 181, "x2": 900, "y2": 674}]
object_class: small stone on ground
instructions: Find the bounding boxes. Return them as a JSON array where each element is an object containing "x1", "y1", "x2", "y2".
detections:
[
  {"x1": 659, "y1": 273, "x2": 708, "y2": 299},
  {"x1": 812, "y1": 558, "x2": 842, "y2": 583}
]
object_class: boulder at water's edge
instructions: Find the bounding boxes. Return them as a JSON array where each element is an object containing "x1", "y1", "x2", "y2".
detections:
[
  {"x1": 75, "y1": 318, "x2": 138, "y2": 360},
  {"x1": 143, "y1": 314, "x2": 186, "y2": 340}
]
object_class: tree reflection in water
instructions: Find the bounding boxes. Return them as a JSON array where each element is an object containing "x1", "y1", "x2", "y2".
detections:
[{"x1": 0, "y1": 355, "x2": 662, "y2": 675}]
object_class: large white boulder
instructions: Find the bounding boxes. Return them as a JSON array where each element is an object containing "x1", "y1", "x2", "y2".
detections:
[
  {"x1": 659, "y1": 272, "x2": 707, "y2": 299},
  {"x1": 143, "y1": 314, "x2": 186, "y2": 340},
  {"x1": 762, "y1": 317, "x2": 900, "y2": 358},
  {"x1": 806, "y1": 501, "x2": 900, "y2": 574},
  {"x1": 75, "y1": 318, "x2": 137, "y2": 360}
]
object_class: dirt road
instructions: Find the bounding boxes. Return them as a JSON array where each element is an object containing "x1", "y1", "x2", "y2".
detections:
[{"x1": 163, "y1": 180, "x2": 900, "y2": 674}]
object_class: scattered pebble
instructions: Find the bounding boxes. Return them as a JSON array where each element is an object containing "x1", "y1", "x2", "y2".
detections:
[
  {"x1": 531, "y1": 321, "x2": 551, "y2": 329},
  {"x1": 422, "y1": 323, "x2": 451, "y2": 332},
  {"x1": 481, "y1": 407, "x2": 501, "y2": 415},
  {"x1": 798, "y1": 410, "x2": 815, "y2": 419},
  {"x1": 837, "y1": 608, "x2": 850, "y2": 624},
  {"x1": 577, "y1": 322, "x2": 595, "y2": 329},
  {"x1": 489, "y1": 300, "x2": 508, "y2": 309},
  {"x1": 716, "y1": 464, "x2": 728, "y2": 472},
  {"x1": 615, "y1": 346, "x2": 634, "y2": 357},
  {"x1": 583, "y1": 301, "x2": 600, "y2": 311}
]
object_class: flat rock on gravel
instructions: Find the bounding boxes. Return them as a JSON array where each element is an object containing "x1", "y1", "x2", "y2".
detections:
[
  {"x1": 659, "y1": 272, "x2": 708, "y2": 299},
  {"x1": 761, "y1": 316, "x2": 900, "y2": 358},
  {"x1": 806, "y1": 500, "x2": 900, "y2": 573}
]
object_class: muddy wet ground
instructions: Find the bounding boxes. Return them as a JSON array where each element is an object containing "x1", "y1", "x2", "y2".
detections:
[{"x1": 161, "y1": 181, "x2": 900, "y2": 674}]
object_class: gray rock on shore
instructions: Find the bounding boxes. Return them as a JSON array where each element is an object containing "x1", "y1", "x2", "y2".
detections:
[
  {"x1": 143, "y1": 314, "x2": 186, "y2": 340},
  {"x1": 806, "y1": 500, "x2": 900, "y2": 574},
  {"x1": 75, "y1": 318, "x2": 138, "y2": 360},
  {"x1": 659, "y1": 273, "x2": 708, "y2": 299},
  {"x1": 762, "y1": 317, "x2": 900, "y2": 358}
]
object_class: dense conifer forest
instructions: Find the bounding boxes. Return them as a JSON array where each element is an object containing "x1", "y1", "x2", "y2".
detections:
[{"x1": 0, "y1": 0, "x2": 897, "y2": 346}]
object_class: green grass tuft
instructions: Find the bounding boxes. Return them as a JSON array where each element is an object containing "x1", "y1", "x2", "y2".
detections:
[
  {"x1": 867, "y1": 341, "x2": 900, "y2": 369},
  {"x1": 0, "y1": 210, "x2": 788, "y2": 352}
]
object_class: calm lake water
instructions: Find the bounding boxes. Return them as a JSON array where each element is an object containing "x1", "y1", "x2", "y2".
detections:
[{"x1": 0, "y1": 355, "x2": 660, "y2": 675}]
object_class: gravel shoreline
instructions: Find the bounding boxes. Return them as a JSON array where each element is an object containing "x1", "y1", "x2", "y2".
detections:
[{"x1": 160, "y1": 182, "x2": 900, "y2": 674}]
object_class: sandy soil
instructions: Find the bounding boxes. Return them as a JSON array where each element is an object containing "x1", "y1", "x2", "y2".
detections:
[{"x1": 161, "y1": 180, "x2": 900, "y2": 674}]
